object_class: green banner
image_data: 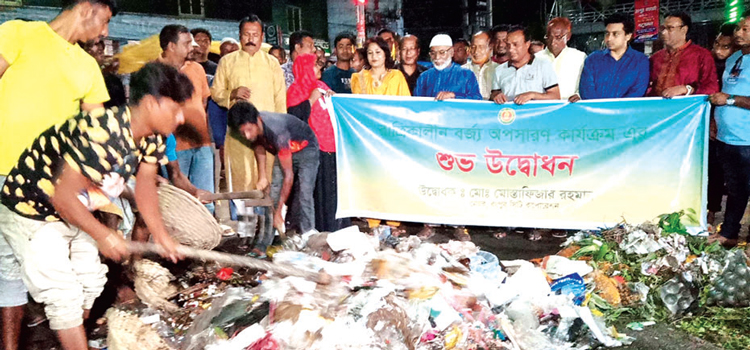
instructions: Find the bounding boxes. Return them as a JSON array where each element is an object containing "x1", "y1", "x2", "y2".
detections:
[{"x1": 330, "y1": 95, "x2": 709, "y2": 231}]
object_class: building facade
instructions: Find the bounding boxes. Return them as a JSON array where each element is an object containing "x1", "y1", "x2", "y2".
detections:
[
  {"x1": 402, "y1": 0, "x2": 492, "y2": 59},
  {"x1": 0, "y1": 0, "x2": 328, "y2": 46}
]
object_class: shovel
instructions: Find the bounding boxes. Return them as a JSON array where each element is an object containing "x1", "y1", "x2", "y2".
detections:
[{"x1": 128, "y1": 241, "x2": 331, "y2": 284}]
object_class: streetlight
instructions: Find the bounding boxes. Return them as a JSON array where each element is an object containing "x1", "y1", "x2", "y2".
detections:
[{"x1": 356, "y1": 0, "x2": 367, "y2": 48}]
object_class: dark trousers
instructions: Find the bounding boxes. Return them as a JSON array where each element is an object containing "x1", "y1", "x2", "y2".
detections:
[
  {"x1": 279, "y1": 146, "x2": 320, "y2": 234},
  {"x1": 314, "y1": 151, "x2": 351, "y2": 232},
  {"x1": 720, "y1": 143, "x2": 750, "y2": 239},
  {"x1": 708, "y1": 140, "x2": 725, "y2": 213},
  {"x1": 255, "y1": 146, "x2": 319, "y2": 250}
]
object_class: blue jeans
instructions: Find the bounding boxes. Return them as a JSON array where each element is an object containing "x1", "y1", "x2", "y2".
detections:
[
  {"x1": 720, "y1": 143, "x2": 750, "y2": 239},
  {"x1": 207, "y1": 100, "x2": 228, "y2": 147},
  {"x1": 255, "y1": 146, "x2": 319, "y2": 251},
  {"x1": 176, "y1": 146, "x2": 215, "y2": 214}
]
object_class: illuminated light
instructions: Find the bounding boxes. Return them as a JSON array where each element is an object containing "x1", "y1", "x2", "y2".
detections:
[{"x1": 726, "y1": 0, "x2": 743, "y2": 23}]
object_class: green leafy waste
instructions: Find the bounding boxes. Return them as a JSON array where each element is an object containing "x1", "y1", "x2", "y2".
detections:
[
  {"x1": 581, "y1": 210, "x2": 732, "y2": 346},
  {"x1": 678, "y1": 307, "x2": 750, "y2": 350},
  {"x1": 657, "y1": 208, "x2": 700, "y2": 236}
]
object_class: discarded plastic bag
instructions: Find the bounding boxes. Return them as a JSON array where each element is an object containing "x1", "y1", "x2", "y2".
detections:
[
  {"x1": 543, "y1": 255, "x2": 593, "y2": 279},
  {"x1": 550, "y1": 273, "x2": 586, "y2": 305},
  {"x1": 486, "y1": 265, "x2": 551, "y2": 307},
  {"x1": 469, "y1": 251, "x2": 505, "y2": 282}
]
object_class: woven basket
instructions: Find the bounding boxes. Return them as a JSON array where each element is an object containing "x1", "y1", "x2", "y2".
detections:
[
  {"x1": 106, "y1": 308, "x2": 173, "y2": 350},
  {"x1": 133, "y1": 259, "x2": 179, "y2": 312},
  {"x1": 157, "y1": 183, "x2": 221, "y2": 250}
]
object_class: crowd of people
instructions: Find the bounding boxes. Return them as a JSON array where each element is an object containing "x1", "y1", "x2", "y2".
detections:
[{"x1": 0, "y1": 0, "x2": 749, "y2": 348}]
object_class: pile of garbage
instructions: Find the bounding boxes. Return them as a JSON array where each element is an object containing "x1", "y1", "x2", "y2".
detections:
[
  {"x1": 104, "y1": 209, "x2": 750, "y2": 349},
  {"x1": 559, "y1": 213, "x2": 729, "y2": 318},
  {"x1": 105, "y1": 225, "x2": 633, "y2": 350},
  {"x1": 558, "y1": 210, "x2": 750, "y2": 349}
]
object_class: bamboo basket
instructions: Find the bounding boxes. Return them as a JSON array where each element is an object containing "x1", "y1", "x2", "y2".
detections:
[
  {"x1": 157, "y1": 183, "x2": 222, "y2": 250},
  {"x1": 105, "y1": 308, "x2": 173, "y2": 350}
]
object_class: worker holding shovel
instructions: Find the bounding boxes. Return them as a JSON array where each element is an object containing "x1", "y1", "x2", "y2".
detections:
[{"x1": 227, "y1": 101, "x2": 320, "y2": 258}]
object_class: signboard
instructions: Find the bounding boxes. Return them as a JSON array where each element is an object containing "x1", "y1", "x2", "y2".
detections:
[
  {"x1": 264, "y1": 24, "x2": 282, "y2": 46},
  {"x1": 634, "y1": 0, "x2": 659, "y2": 42},
  {"x1": 330, "y1": 95, "x2": 709, "y2": 231}
]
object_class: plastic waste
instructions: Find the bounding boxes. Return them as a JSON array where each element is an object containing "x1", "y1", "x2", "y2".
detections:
[
  {"x1": 550, "y1": 273, "x2": 586, "y2": 305},
  {"x1": 486, "y1": 265, "x2": 551, "y2": 307},
  {"x1": 706, "y1": 250, "x2": 750, "y2": 307},
  {"x1": 626, "y1": 321, "x2": 655, "y2": 331},
  {"x1": 543, "y1": 255, "x2": 594, "y2": 279},
  {"x1": 659, "y1": 272, "x2": 699, "y2": 316},
  {"x1": 619, "y1": 229, "x2": 662, "y2": 255},
  {"x1": 469, "y1": 251, "x2": 505, "y2": 283}
]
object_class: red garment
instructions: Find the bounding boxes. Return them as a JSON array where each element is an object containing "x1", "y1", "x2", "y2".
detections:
[
  {"x1": 286, "y1": 54, "x2": 336, "y2": 152},
  {"x1": 648, "y1": 41, "x2": 719, "y2": 96}
]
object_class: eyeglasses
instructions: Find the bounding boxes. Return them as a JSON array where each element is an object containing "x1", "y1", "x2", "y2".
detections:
[
  {"x1": 659, "y1": 24, "x2": 685, "y2": 32},
  {"x1": 429, "y1": 49, "x2": 452, "y2": 57},
  {"x1": 401, "y1": 47, "x2": 418, "y2": 52}
]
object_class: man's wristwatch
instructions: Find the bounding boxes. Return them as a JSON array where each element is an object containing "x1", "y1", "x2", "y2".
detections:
[
  {"x1": 728, "y1": 95, "x2": 736, "y2": 106},
  {"x1": 685, "y1": 85, "x2": 694, "y2": 95}
]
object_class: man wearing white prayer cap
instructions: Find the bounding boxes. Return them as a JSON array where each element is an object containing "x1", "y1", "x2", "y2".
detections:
[
  {"x1": 412, "y1": 33, "x2": 482, "y2": 242},
  {"x1": 413, "y1": 34, "x2": 482, "y2": 101},
  {"x1": 219, "y1": 37, "x2": 240, "y2": 57}
]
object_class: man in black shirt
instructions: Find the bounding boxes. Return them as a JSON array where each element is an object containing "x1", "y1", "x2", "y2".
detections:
[
  {"x1": 191, "y1": 28, "x2": 230, "y2": 173},
  {"x1": 228, "y1": 101, "x2": 319, "y2": 257},
  {"x1": 322, "y1": 32, "x2": 356, "y2": 93},
  {"x1": 190, "y1": 28, "x2": 217, "y2": 82},
  {"x1": 82, "y1": 39, "x2": 126, "y2": 108},
  {"x1": 397, "y1": 35, "x2": 427, "y2": 94}
]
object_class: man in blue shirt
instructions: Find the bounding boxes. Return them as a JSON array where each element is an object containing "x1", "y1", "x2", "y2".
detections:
[
  {"x1": 574, "y1": 14, "x2": 649, "y2": 101},
  {"x1": 709, "y1": 17, "x2": 750, "y2": 248},
  {"x1": 414, "y1": 34, "x2": 482, "y2": 100},
  {"x1": 413, "y1": 34, "x2": 481, "y2": 242},
  {"x1": 322, "y1": 32, "x2": 356, "y2": 93}
]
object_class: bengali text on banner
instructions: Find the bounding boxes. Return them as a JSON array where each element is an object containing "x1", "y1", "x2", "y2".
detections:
[{"x1": 328, "y1": 95, "x2": 709, "y2": 231}]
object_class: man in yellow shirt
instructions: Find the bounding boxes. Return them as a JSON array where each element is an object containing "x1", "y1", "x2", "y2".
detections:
[
  {"x1": 211, "y1": 14, "x2": 286, "y2": 194},
  {"x1": 0, "y1": 1, "x2": 115, "y2": 349}
]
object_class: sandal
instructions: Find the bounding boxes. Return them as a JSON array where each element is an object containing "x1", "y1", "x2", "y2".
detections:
[
  {"x1": 453, "y1": 227, "x2": 471, "y2": 241},
  {"x1": 27, "y1": 316, "x2": 47, "y2": 328},
  {"x1": 391, "y1": 225, "x2": 407, "y2": 237},
  {"x1": 248, "y1": 249, "x2": 267, "y2": 259},
  {"x1": 493, "y1": 231, "x2": 507, "y2": 239},
  {"x1": 417, "y1": 225, "x2": 435, "y2": 240},
  {"x1": 708, "y1": 233, "x2": 738, "y2": 248},
  {"x1": 527, "y1": 232, "x2": 542, "y2": 241}
]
